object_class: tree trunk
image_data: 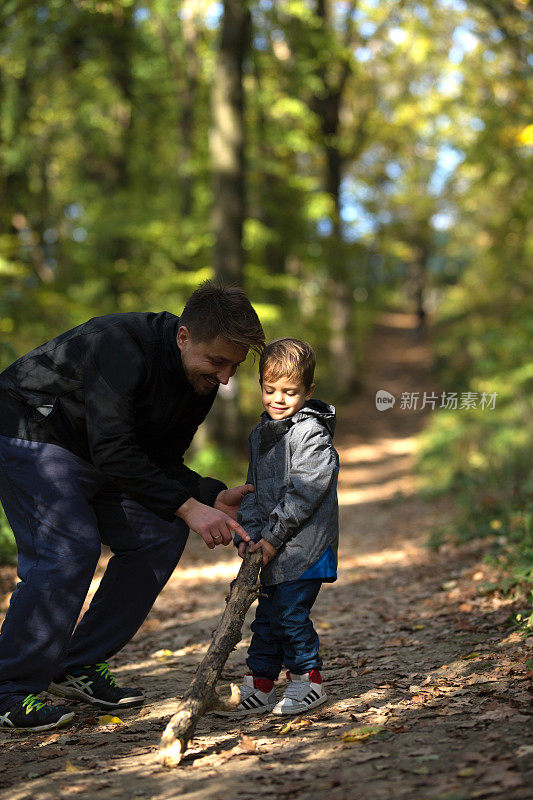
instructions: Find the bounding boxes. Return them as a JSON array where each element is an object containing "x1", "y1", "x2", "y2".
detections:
[
  {"x1": 154, "y1": 5, "x2": 200, "y2": 218},
  {"x1": 159, "y1": 549, "x2": 262, "y2": 767},
  {"x1": 208, "y1": 0, "x2": 251, "y2": 450},
  {"x1": 312, "y1": 0, "x2": 356, "y2": 396},
  {"x1": 210, "y1": 0, "x2": 250, "y2": 285},
  {"x1": 324, "y1": 124, "x2": 355, "y2": 396},
  {"x1": 180, "y1": 10, "x2": 200, "y2": 218},
  {"x1": 406, "y1": 244, "x2": 429, "y2": 340}
]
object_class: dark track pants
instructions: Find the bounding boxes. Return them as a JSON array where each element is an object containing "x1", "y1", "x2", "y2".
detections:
[{"x1": 0, "y1": 435, "x2": 189, "y2": 713}]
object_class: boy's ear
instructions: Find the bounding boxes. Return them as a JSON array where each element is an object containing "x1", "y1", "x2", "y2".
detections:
[{"x1": 306, "y1": 383, "x2": 316, "y2": 400}]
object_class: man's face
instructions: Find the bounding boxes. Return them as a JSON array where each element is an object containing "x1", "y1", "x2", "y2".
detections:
[
  {"x1": 176, "y1": 327, "x2": 249, "y2": 395},
  {"x1": 261, "y1": 374, "x2": 315, "y2": 420}
]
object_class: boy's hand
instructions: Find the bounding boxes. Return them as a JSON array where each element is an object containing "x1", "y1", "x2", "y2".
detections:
[
  {"x1": 237, "y1": 541, "x2": 247, "y2": 559},
  {"x1": 249, "y1": 538, "x2": 278, "y2": 566},
  {"x1": 215, "y1": 484, "x2": 254, "y2": 521}
]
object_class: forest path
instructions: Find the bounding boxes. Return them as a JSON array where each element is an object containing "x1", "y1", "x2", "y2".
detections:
[{"x1": 1, "y1": 312, "x2": 531, "y2": 800}]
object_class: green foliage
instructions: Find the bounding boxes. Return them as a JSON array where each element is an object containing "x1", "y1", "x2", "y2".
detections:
[
  {"x1": 412, "y1": 0, "x2": 533, "y2": 627},
  {"x1": 185, "y1": 445, "x2": 248, "y2": 492},
  {"x1": 0, "y1": 509, "x2": 16, "y2": 565},
  {"x1": 418, "y1": 263, "x2": 532, "y2": 630},
  {"x1": 1, "y1": 0, "x2": 531, "y2": 580}
]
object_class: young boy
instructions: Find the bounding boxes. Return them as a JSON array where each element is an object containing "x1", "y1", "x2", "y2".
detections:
[{"x1": 216, "y1": 338, "x2": 339, "y2": 718}]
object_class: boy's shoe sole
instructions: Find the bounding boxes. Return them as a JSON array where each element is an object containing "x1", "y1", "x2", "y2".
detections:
[
  {"x1": 213, "y1": 701, "x2": 277, "y2": 719},
  {"x1": 48, "y1": 681, "x2": 144, "y2": 709},
  {"x1": 212, "y1": 675, "x2": 277, "y2": 718},
  {"x1": 272, "y1": 692, "x2": 328, "y2": 716}
]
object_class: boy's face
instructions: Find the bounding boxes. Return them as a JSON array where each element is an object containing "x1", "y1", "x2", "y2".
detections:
[{"x1": 261, "y1": 374, "x2": 315, "y2": 420}]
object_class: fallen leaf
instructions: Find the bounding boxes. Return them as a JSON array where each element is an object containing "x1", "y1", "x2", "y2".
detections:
[
  {"x1": 238, "y1": 734, "x2": 257, "y2": 753},
  {"x1": 457, "y1": 767, "x2": 477, "y2": 778},
  {"x1": 341, "y1": 725, "x2": 385, "y2": 742},
  {"x1": 477, "y1": 707, "x2": 514, "y2": 721},
  {"x1": 401, "y1": 764, "x2": 430, "y2": 775},
  {"x1": 350, "y1": 751, "x2": 386, "y2": 764},
  {"x1": 442, "y1": 580, "x2": 457, "y2": 590},
  {"x1": 36, "y1": 746, "x2": 65, "y2": 758},
  {"x1": 98, "y1": 714, "x2": 124, "y2": 725},
  {"x1": 276, "y1": 719, "x2": 311, "y2": 735},
  {"x1": 152, "y1": 649, "x2": 174, "y2": 660},
  {"x1": 64, "y1": 759, "x2": 83, "y2": 772}
]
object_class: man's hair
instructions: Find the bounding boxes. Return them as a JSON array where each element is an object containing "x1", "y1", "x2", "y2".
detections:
[
  {"x1": 259, "y1": 338, "x2": 316, "y2": 389},
  {"x1": 180, "y1": 281, "x2": 265, "y2": 356}
]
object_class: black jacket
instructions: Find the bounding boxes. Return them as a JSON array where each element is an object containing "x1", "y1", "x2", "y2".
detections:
[{"x1": 0, "y1": 312, "x2": 226, "y2": 521}]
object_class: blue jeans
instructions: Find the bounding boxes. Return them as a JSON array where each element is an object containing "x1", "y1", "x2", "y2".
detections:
[
  {"x1": 0, "y1": 435, "x2": 189, "y2": 713},
  {"x1": 246, "y1": 578, "x2": 323, "y2": 681}
]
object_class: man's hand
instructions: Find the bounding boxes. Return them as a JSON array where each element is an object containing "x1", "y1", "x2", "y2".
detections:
[
  {"x1": 214, "y1": 484, "x2": 255, "y2": 521},
  {"x1": 176, "y1": 497, "x2": 251, "y2": 550},
  {"x1": 248, "y1": 538, "x2": 278, "y2": 566}
]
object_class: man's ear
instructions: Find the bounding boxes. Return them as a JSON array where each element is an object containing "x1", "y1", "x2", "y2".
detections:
[
  {"x1": 176, "y1": 326, "x2": 190, "y2": 349},
  {"x1": 306, "y1": 383, "x2": 316, "y2": 400}
]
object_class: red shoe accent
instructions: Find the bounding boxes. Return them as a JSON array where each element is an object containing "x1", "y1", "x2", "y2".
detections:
[
  {"x1": 286, "y1": 670, "x2": 323, "y2": 684},
  {"x1": 253, "y1": 676, "x2": 275, "y2": 693}
]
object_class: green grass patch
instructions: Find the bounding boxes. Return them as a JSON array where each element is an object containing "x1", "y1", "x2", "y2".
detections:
[{"x1": 418, "y1": 274, "x2": 532, "y2": 637}]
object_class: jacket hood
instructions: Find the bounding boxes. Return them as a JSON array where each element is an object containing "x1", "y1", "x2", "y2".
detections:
[{"x1": 260, "y1": 398, "x2": 336, "y2": 438}]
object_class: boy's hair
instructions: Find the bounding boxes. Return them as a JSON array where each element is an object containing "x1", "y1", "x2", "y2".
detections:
[
  {"x1": 180, "y1": 281, "x2": 265, "y2": 356},
  {"x1": 259, "y1": 338, "x2": 316, "y2": 389}
]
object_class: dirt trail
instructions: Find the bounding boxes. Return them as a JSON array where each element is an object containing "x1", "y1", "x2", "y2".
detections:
[{"x1": 1, "y1": 312, "x2": 532, "y2": 800}]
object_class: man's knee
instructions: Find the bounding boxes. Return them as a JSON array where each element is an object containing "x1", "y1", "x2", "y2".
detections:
[
  {"x1": 156, "y1": 526, "x2": 189, "y2": 564},
  {"x1": 38, "y1": 539, "x2": 101, "y2": 587},
  {"x1": 110, "y1": 522, "x2": 188, "y2": 588}
]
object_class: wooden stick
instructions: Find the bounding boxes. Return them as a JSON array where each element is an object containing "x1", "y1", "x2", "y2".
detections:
[{"x1": 159, "y1": 548, "x2": 262, "y2": 767}]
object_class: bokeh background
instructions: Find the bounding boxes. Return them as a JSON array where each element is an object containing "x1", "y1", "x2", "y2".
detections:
[{"x1": 0, "y1": 0, "x2": 531, "y2": 618}]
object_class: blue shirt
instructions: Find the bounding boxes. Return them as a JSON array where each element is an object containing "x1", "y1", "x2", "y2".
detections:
[{"x1": 297, "y1": 545, "x2": 337, "y2": 582}]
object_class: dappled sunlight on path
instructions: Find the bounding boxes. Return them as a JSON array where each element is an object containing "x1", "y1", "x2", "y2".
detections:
[{"x1": 1, "y1": 312, "x2": 531, "y2": 800}]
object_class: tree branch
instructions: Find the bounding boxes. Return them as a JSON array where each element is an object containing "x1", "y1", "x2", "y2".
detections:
[{"x1": 159, "y1": 548, "x2": 263, "y2": 767}]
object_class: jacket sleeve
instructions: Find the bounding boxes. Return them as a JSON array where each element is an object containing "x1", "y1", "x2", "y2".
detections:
[
  {"x1": 260, "y1": 422, "x2": 338, "y2": 550},
  {"x1": 83, "y1": 324, "x2": 222, "y2": 521},
  {"x1": 235, "y1": 435, "x2": 264, "y2": 546}
]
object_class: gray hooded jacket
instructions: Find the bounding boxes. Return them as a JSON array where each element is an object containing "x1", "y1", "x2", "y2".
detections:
[{"x1": 236, "y1": 399, "x2": 339, "y2": 585}]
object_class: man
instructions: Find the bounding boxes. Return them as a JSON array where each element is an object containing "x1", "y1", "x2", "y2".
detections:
[{"x1": 0, "y1": 282, "x2": 264, "y2": 731}]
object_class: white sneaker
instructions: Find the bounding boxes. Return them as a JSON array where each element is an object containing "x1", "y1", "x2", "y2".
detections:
[
  {"x1": 214, "y1": 675, "x2": 277, "y2": 718},
  {"x1": 272, "y1": 670, "x2": 327, "y2": 716}
]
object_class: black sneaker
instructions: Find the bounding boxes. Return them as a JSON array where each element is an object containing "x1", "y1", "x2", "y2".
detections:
[
  {"x1": 0, "y1": 694, "x2": 75, "y2": 732},
  {"x1": 48, "y1": 661, "x2": 144, "y2": 709}
]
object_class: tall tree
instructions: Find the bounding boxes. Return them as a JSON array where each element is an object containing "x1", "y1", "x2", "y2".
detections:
[
  {"x1": 208, "y1": 0, "x2": 251, "y2": 449},
  {"x1": 210, "y1": 0, "x2": 251, "y2": 286}
]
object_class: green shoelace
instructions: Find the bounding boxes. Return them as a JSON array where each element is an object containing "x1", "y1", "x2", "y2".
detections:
[
  {"x1": 22, "y1": 694, "x2": 47, "y2": 715},
  {"x1": 93, "y1": 662, "x2": 118, "y2": 686}
]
